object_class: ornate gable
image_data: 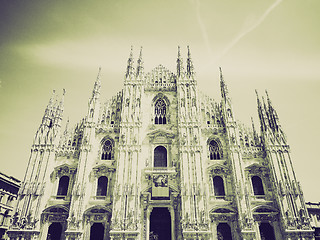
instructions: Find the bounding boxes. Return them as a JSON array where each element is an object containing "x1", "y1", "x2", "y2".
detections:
[
  {"x1": 147, "y1": 129, "x2": 175, "y2": 143},
  {"x1": 145, "y1": 65, "x2": 177, "y2": 91}
]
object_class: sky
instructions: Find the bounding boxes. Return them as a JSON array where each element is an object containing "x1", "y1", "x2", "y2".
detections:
[{"x1": 0, "y1": 0, "x2": 319, "y2": 201}]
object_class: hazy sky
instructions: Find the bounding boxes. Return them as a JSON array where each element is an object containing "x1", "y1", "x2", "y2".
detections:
[{"x1": 0, "y1": 0, "x2": 319, "y2": 201}]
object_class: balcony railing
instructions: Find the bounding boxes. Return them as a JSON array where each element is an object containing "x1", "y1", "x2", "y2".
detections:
[{"x1": 144, "y1": 167, "x2": 176, "y2": 175}]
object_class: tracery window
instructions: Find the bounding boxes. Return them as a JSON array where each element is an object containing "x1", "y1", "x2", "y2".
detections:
[
  {"x1": 251, "y1": 176, "x2": 265, "y2": 195},
  {"x1": 209, "y1": 140, "x2": 222, "y2": 160},
  {"x1": 57, "y1": 176, "x2": 69, "y2": 196},
  {"x1": 213, "y1": 176, "x2": 225, "y2": 196},
  {"x1": 154, "y1": 146, "x2": 167, "y2": 167},
  {"x1": 96, "y1": 176, "x2": 108, "y2": 196},
  {"x1": 101, "y1": 139, "x2": 113, "y2": 160},
  {"x1": 155, "y1": 99, "x2": 167, "y2": 124}
]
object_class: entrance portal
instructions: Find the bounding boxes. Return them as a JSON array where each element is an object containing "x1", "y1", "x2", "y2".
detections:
[
  {"x1": 47, "y1": 222, "x2": 62, "y2": 240},
  {"x1": 259, "y1": 222, "x2": 276, "y2": 240},
  {"x1": 217, "y1": 223, "x2": 232, "y2": 240},
  {"x1": 150, "y1": 207, "x2": 171, "y2": 240},
  {"x1": 90, "y1": 223, "x2": 105, "y2": 240}
]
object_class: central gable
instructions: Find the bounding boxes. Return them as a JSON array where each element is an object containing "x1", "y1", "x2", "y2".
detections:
[{"x1": 145, "y1": 64, "x2": 177, "y2": 91}]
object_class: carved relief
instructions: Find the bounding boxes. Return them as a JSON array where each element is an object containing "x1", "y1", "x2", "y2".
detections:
[{"x1": 50, "y1": 164, "x2": 76, "y2": 181}]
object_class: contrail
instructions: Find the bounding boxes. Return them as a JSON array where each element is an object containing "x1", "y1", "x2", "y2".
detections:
[
  {"x1": 215, "y1": 0, "x2": 284, "y2": 63},
  {"x1": 191, "y1": 0, "x2": 284, "y2": 68},
  {"x1": 192, "y1": 0, "x2": 213, "y2": 56}
]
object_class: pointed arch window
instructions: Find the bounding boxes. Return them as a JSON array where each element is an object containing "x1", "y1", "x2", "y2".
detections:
[
  {"x1": 101, "y1": 139, "x2": 113, "y2": 160},
  {"x1": 251, "y1": 176, "x2": 265, "y2": 195},
  {"x1": 154, "y1": 146, "x2": 167, "y2": 167},
  {"x1": 213, "y1": 176, "x2": 225, "y2": 196},
  {"x1": 155, "y1": 99, "x2": 167, "y2": 124},
  {"x1": 209, "y1": 140, "x2": 222, "y2": 160},
  {"x1": 97, "y1": 176, "x2": 108, "y2": 196},
  {"x1": 57, "y1": 176, "x2": 69, "y2": 196}
]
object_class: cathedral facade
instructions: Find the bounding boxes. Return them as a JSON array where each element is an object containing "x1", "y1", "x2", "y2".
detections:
[{"x1": 7, "y1": 47, "x2": 315, "y2": 240}]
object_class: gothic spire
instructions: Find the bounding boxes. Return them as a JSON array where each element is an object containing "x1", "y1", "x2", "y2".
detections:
[
  {"x1": 91, "y1": 67, "x2": 101, "y2": 102},
  {"x1": 125, "y1": 46, "x2": 135, "y2": 79},
  {"x1": 265, "y1": 90, "x2": 280, "y2": 132},
  {"x1": 136, "y1": 46, "x2": 144, "y2": 77},
  {"x1": 186, "y1": 46, "x2": 195, "y2": 78},
  {"x1": 251, "y1": 117, "x2": 259, "y2": 145},
  {"x1": 41, "y1": 90, "x2": 56, "y2": 126},
  {"x1": 255, "y1": 90, "x2": 267, "y2": 132},
  {"x1": 177, "y1": 46, "x2": 184, "y2": 77},
  {"x1": 54, "y1": 89, "x2": 65, "y2": 127},
  {"x1": 63, "y1": 118, "x2": 70, "y2": 135},
  {"x1": 219, "y1": 67, "x2": 229, "y2": 101}
]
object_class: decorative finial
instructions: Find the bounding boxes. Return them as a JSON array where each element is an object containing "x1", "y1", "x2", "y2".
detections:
[
  {"x1": 130, "y1": 45, "x2": 133, "y2": 57},
  {"x1": 186, "y1": 46, "x2": 195, "y2": 78},
  {"x1": 136, "y1": 46, "x2": 144, "y2": 77}
]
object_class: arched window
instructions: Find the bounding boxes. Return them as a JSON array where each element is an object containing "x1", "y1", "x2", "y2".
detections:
[
  {"x1": 251, "y1": 176, "x2": 265, "y2": 195},
  {"x1": 217, "y1": 223, "x2": 232, "y2": 240},
  {"x1": 1, "y1": 210, "x2": 9, "y2": 226},
  {"x1": 57, "y1": 176, "x2": 69, "y2": 196},
  {"x1": 213, "y1": 176, "x2": 225, "y2": 196},
  {"x1": 97, "y1": 176, "x2": 108, "y2": 196},
  {"x1": 259, "y1": 222, "x2": 276, "y2": 240},
  {"x1": 209, "y1": 140, "x2": 222, "y2": 160},
  {"x1": 90, "y1": 109, "x2": 94, "y2": 118},
  {"x1": 101, "y1": 139, "x2": 113, "y2": 160},
  {"x1": 155, "y1": 99, "x2": 167, "y2": 124},
  {"x1": 154, "y1": 146, "x2": 167, "y2": 167}
]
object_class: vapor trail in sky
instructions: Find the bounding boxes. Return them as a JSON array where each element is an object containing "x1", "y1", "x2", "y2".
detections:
[
  {"x1": 215, "y1": 0, "x2": 283, "y2": 63},
  {"x1": 192, "y1": 0, "x2": 213, "y2": 56}
]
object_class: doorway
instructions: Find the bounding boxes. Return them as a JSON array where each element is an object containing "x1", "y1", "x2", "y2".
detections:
[
  {"x1": 259, "y1": 222, "x2": 276, "y2": 240},
  {"x1": 47, "y1": 222, "x2": 62, "y2": 240},
  {"x1": 217, "y1": 223, "x2": 232, "y2": 240},
  {"x1": 90, "y1": 223, "x2": 105, "y2": 240},
  {"x1": 150, "y1": 207, "x2": 171, "y2": 240}
]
